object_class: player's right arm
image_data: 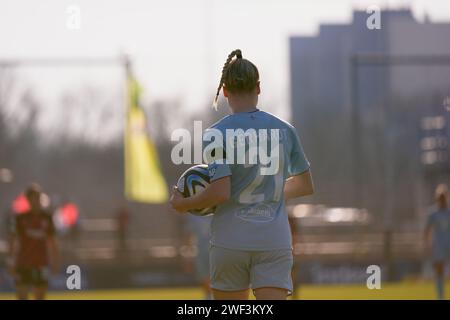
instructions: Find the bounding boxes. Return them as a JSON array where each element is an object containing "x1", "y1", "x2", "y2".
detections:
[
  {"x1": 7, "y1": 228, "x2": 18, "y2": 276},
  {"x1": 170, "y1": 176, "x2": 231, "y2": 213},
  {"x1": 171, "y1": 137, "x2": 232, "y2": 213}
]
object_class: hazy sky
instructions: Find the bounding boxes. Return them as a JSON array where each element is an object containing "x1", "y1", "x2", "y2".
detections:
[{"x1": 1, "y1": 0, "x2": 449, "y2": 140}]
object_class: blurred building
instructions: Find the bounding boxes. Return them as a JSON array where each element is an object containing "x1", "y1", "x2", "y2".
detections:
[{"x1": 290, "y1": 9, "x2": 450, "y2": 226}]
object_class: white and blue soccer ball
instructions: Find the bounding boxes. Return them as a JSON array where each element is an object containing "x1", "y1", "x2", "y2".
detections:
[{"x1": 176, "y1": 164, "x2": 216, "y2": 216}]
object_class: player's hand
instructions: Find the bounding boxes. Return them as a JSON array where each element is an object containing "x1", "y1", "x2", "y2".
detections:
[{"x1": 170, "y1": 186, "x2": 188, "y2": 213}]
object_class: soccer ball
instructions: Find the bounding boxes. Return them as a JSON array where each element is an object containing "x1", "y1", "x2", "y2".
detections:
[{"x1": 176, "y1": 164, "x2": 216, "y2": 216}]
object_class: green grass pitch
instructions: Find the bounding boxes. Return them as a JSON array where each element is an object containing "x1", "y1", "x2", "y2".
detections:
[{"x1": 0, "y1": 281, "x2": 448, "y2": 300}]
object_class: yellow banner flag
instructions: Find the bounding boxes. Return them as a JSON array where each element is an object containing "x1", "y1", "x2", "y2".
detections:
[{"x1": 125, "y1": 76, "x2": 169, "y2": 203}]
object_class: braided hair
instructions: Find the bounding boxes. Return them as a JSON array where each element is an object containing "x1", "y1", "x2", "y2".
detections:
[{"x1": 213, "y1": 49, "x2": 259, "y2": 109}]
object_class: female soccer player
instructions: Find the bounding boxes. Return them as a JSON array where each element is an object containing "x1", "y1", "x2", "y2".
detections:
[
  {"x1": 425, "y1": 184, "x2": 450, "y2": 300},
  {"x1": 170, "y1": 49, "x2": 314, "y2": 300}
]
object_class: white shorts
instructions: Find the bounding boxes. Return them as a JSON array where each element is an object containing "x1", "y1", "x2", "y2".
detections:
[{"x1": 209, "y1": 245, "x2": 293, "y2": 294}]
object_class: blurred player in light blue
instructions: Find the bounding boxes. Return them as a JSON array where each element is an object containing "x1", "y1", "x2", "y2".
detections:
[
  {"x1": 183, "y1": 214, "x2": 212, "y2": 299},
  {"x1": 170, "y1": 49, "x2": 314, "y2": 300},
  {"x1": 425, "y1": 184, "x2": 450, "y2": 300}
]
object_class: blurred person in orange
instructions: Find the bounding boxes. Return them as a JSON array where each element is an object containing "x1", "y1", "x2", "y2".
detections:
[{"x1": 7, "y1": 183, "x2": 60, "y2": 300}]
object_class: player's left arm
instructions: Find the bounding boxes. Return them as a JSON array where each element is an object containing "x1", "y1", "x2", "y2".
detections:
[
  {"x1": 285, "y1": 126, "x2": 313, "y2": 201},
  {"x1": 47, "y1": 235, "x2": 61, "y2": 274},
  {"x1": 46, "y1": 215, "x2": 61, "y2": 274},
  {"x1": 284, "y1": 169, "x2": 314, "y2": 201},
  {"x1": 170, "y1": 176, "x2": 231, "y2": 213}
]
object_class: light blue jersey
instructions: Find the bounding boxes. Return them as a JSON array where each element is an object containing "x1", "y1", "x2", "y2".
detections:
[{"x1": 203, "y1": 109, "x2": 310, "y2": 251}]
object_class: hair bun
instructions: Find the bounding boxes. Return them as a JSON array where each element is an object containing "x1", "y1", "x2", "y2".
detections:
[{"x1": 235, "y1": 49, "x2": 242, "y2": 59}]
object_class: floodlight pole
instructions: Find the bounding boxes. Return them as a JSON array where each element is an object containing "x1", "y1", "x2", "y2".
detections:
[{"x1": 350, "y1": 56, "x2": 362, "y2": 210}]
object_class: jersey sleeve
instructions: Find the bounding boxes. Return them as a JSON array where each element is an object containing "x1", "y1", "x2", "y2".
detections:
[
  {"x1": 288, "y1": 126, "x2": 310, "y2": 176},
  {"x1": 208, "y1": 161, "x2": 232, "y2": 182},
  {"x1": 203, "y1": 128, "x2": 232, "y2": 182}
]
